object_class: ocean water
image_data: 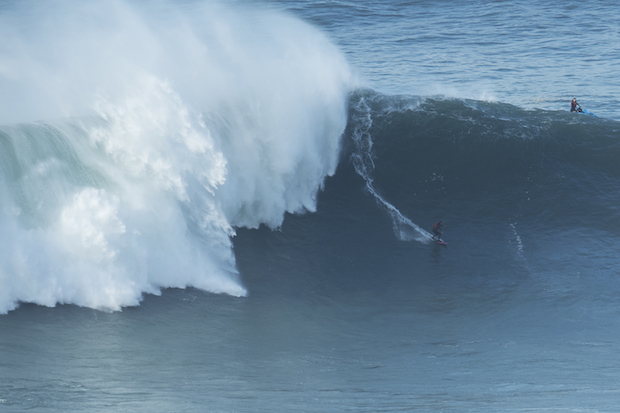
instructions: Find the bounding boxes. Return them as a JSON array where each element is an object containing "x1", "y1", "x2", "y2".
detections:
[{"x1": 1, "y1": 0, "x2": 620, "y2": 411}]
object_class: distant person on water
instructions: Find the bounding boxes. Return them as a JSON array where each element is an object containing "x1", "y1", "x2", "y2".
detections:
[
  {"x1": 432, "y1": 221, "x2": 444, "y2": 240},
  {"x1": 570, "y1": 98, "x2": 583, "y2": 113}
]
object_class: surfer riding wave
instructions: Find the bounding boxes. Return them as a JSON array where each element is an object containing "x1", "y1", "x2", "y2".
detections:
[{"x1": 432, "y1": 221, "x2": 444, "y2": 241}]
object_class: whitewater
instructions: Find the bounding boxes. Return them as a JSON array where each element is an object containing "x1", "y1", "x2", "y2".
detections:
[{"x1": 0, "y1": 0, "x2": 352, "y2": 312}]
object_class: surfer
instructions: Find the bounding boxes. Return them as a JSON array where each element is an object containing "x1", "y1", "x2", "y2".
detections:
[
  {"x1": 570, "y1": 98, "x2": 583, "y2": 113},
  {"x1": 432, "y1": 221, "x2": 444, "y2": 241}
]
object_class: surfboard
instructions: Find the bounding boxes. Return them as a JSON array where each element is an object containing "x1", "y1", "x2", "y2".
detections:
[
  {"x1": 576, "y1": 108, "x2": 596, "y2": 117},
  {"x1": 436, "y1": 239, "x2": 447, "y2": 245}
]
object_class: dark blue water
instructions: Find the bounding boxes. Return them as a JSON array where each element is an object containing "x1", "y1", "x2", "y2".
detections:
[{"x1": 2, "y1": 0, "x2": 620, "y2": 411}]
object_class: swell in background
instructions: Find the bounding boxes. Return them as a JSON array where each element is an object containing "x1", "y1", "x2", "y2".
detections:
[{"x1": 0, "y1": 0, "x2": 353, "y2": 313}]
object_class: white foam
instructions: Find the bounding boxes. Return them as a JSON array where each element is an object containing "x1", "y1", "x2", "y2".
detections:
[{"x1": 0, "y1": 0, "x2": 352, "y2": 312}]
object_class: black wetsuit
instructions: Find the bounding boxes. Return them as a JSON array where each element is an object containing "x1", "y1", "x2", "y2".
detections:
[{"x1": 432, "y1": 222, "x2": 443, "y2": 239}]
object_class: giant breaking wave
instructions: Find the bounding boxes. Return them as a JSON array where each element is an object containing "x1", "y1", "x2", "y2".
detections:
[{"x1": 0, "y1": 0, "x2": 353, "y2": 313}]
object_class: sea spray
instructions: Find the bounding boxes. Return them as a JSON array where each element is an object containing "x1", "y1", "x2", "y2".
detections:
[{"x1": 0, "y1": 0, "x2": 352, "y2": 313}]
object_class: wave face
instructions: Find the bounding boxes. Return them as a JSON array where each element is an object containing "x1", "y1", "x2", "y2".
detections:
[
  {"x1": 344, "y1": 91, "x2": 620, "y2": 237},
  {"x1": 234, "y1": 91, "x2": 620, "y2": 302},
  {"x1": 0, "y1": 0, "x2": 352, "y2": 313}
]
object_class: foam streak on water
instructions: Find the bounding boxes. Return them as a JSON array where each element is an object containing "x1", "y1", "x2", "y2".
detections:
[{"x1": 349, "y1": 95, "x2": 432, "y2": 243}]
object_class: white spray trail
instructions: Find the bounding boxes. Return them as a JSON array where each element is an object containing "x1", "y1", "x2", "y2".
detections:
[{"x1": 349, "y1": 97, "x2": 433, "y2": 243}]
